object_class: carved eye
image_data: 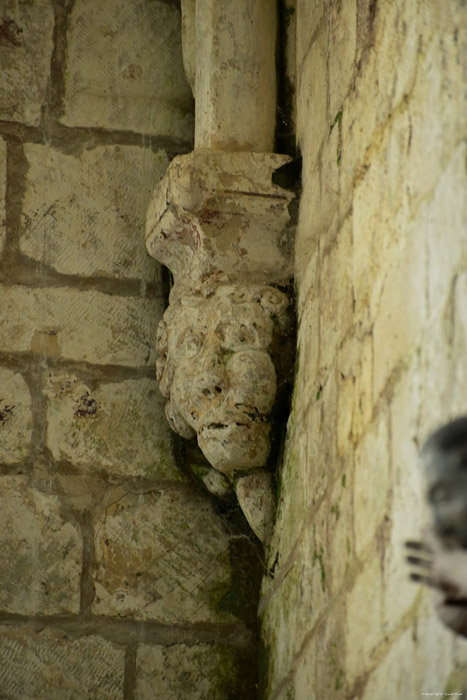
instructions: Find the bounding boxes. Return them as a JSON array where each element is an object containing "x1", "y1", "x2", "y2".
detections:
[
  {"x1": 179, "y1": 329, "x2": 203, "y2": 358},
  {"x1": 215, "y1": 322, "x2": 256, "y2": 349}
]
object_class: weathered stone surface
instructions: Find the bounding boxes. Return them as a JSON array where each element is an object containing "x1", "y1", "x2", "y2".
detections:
[
  {"x1": 361, "y1": 628, "x2": 416, "y2": 700},
  {"x1": 296, "y1": 0, "x2": 324, "y2": 68},
  {"x1": 354, "y1": 414, "x2": 390, "y2": 559},
  {"x1": 146, "y1": 150, "x2": 294, "y2": 477},
  {"x1": 0, "y1": 137, "x2": 6, "y2": 258},
  {"x1": 235, "y1": 472, "x2": 276, "y2": 543},
  {"x1": 0, "y1": 476, "x2": 81, "y2": 615},
  {"x1": 372, "y1": 205, "x2": 426, "y2": 400},
  {"x1": 62, "y1": 0, "x2": 193, "y2": 138},
  {"x1": 92, "y1": 490, "x2": 234, "y2": 623},
  {"x1": 345, "y1": 558, "x2": 383, "y2": 685},
  {"x1": 192, "y1": 1, "x2": 276, "y2": 151},
  {"x1": 297, "y1": 29, "x2": 328, "y2": 167},
  {"x1": 20, "y1": 144, "x2": 169, "y2": 281},
  {"x1": 156, "y1": 285, "x2": 291, "y2": 473},
  {"x1": 0, "y1": 368, "x2": 32, "y2": 464},
  {"x1": 46, "y1": 374, "x2": 179, "y2": 479},
  {"x1": 262, "y1": 0, "x2": 467, "y2": 697},
  {"x1": 146, "y1": 150, "x2": 294, "y2": 300},
  {"x1": 0, "y1": 625, "x2": 124, "y2": 700},
  {"x1": 135, "y1": 643, "x2": 253, "y2": 700},
  {"x1": 0, "y1": 0, "x2": 54, "y2": 126},
  {"x1": 319, "y1": 218, "x2": 353, "y2": 369},
  {"x1": 0, "y1": 284, "x2": 161, "y2": 366},
  {"x1": 425, "y1": 142, "x2": 467, "y2": 321},
  {"x1": 261, "y1": 508, "x2": 328, "y2": 694},
  {"x1": 328, "y1": 0, "x2": 356, "y2": 118},
  {"x1": 383, "y1": 355, "x2": 424, "y2": 636}
]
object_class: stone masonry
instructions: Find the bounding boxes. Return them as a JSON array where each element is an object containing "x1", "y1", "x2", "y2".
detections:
[
  {"x1": 0, "y1": 1, "x2": 258, "y2": 698},
  {"x1": 260, "y1": 1, "x2": 467, "y2": 698}
]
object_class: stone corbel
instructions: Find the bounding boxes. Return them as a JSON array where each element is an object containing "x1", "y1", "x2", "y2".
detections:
[{"x1": 145, "y1": 1, "x2": 295, "y2": 542}]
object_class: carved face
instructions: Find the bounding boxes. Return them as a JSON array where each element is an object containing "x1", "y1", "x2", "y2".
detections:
[
  {"x1": 156, "y1": 285, "x2": 289, "y2": 473},
  {"x1": 424, "y1": 446, "x2": 467, "y2": 547}
]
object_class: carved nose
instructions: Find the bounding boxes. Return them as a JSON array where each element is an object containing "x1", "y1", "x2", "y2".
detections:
[{"x1": 196, "y1": 355, "x2": 227, "y2": 398}]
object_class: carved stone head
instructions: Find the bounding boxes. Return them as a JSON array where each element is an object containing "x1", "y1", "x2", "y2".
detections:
[
  {"x1": 155, "y1": 284, "x2": 291, "y2": 473},
  {"x1": 422, "y1": 417, "x2": 467, "y2": 547}
]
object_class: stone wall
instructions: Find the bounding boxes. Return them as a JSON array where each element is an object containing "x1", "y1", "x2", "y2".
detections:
[
  {"x1": 0, "y1": 1, "x2": 257, "y2": 698},
  {"x1": 261, "y1": 1, "x2": 467, "y2": 698}
]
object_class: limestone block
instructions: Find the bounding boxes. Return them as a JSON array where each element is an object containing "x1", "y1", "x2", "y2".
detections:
[
  {"x1": 405, "y1": 19, "x2": 467, "y2": 215},
  {"x1": 414, "y1": 600, "x2": 459, "y2": 695},
  {"x1": 260, "y1": 568, "x2": 304, "y2": 694},
  {"x1": 303, "y1": 367, "x2": 340, "y2": 504},
  {"x1": 0, "y1": 476, "x2": 81, "y2": 615},
  {"x1": 294, "y1": 166, "x2": 320, "y2": 286},
  {"x1": 0, "y1": 368, "x2": 32, "y2": 464},
  {"x1": 46, "y1": 374, "x2": 179, "y2": 480},
  {"x1": 295, "y1": 248, "x2": 320, "y2": 392},
  {"x1": 0, "y1": 285, "x2": 161, "y2": 366},
  {"x1": 354, "y1": 414, "x2": 390, "y2": 559},
  {"x1": 135, "y1": 644, "x2": 253, "y2": 700},
  {"x1": 180, "y1": 0, "x2": 196, "y2": 91},
  {"x1": 327, "y1": 470, "x2": 354, "y2": 596},
  {"x1": 425, "y1": 142, "x2": 467, "y2": 320},
  {"x1": 372, "y1": 208, "x2": 426, "y2": 400},
  {"x1": 328, "y1": 0, "x2": 357, "y2": 118},
  {"x1": 262, "y1": 511, "x2": 328, "y2": 689},
  {"x1": 193, "y1": 0, "x2": 276, "y2": 151},
  {"x1": 383, "y1": 355, "x2": 425, "y2": 636},
  {"x1": 361, "y1": 628, "x2": 416, "y2": 700},
  {"x1": 418, "y1": 298, "x2": 467, "y2": 438},
  {"x1": 296, "y1": 0, "x2": 325, "y2": 68},
  {"x1": 269, "y1": 419, "x2": 309, "y2": 561},
  {"x1": 62, "y1": 0, "x2": 193, "y2": 138},
  {"x1": 345, "y1": 558, "x2": 383, "y2": 684},
  {"x1": 292, "y1": 640, "x2": 317, "y2": 700},
  {"x1": 376, "y1": 2, "x2": 420, "y2": 105},
  {"x1": 319, "y1": 219, "x2": 353, "y2": 370},
  {"x1": 297, "y1": 30, "x2": 328, "y2": 167},
  {"x1": 337, "y1": 334, "x2": 373, "y2": 445},
  {"x1": 0, "y1": 625, "x2": 124, "y2": 700},
  {"x1": 312, "y1": 601, "x2": 347, "y2": 698},
  {"x1": 92, "y1": 490, "x2": 234, "y2": 623},
  {"x1": 351, "y1": 140, "x2": 396, "y2": 333},
  {"x1": 0, "y1": 1, "x2": 54, "y2": 125},
  {"x1": 340, "y1": 47, "x2": 379, "y2": 198},
  {"x1": 336, "y1": 371, "x2": 354, "y2": 457},
  {"x1": 20, "y1": 144, "x2": 169, "y2": 281},
  {"x1": 0, "y1": 137, "x2": 6, "y2": 258},
  {"x1": 317, "y1": 125, "x2": 341, "y2": 241}
]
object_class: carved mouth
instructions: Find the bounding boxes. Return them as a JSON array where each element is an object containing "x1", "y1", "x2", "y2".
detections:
[
  {"x1": 200, "y1": 406, "x2": 268, "y2": 433},
  {"x1": 197, "y1": 414, "x2": 271, "y2": 472}
]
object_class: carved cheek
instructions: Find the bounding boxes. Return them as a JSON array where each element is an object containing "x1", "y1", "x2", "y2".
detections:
[
  {"x1": 170, "y1": 366, "x2": 197, "y2": 421},
  {"x1": 225, "y1": 351, "x2": 276, "y2": 413}
]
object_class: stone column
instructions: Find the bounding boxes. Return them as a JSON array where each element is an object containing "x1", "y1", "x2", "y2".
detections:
[
  {"x1": 147, "y1": 0, "x2": 292, "y2": 543},
  {"x1": 182, "y1": 0, "x2": 277, "y2": 151}
]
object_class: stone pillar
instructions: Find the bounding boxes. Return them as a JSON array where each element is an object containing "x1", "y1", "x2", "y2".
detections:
[
  {"x1": 148, "y1": 0, "x2": 292, "y2": 542},
  {"x1": 182, "y1": 0, "x2": 277, "y2": 151}
]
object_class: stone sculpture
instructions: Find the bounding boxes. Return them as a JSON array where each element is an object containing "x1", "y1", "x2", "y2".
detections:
[
  {"x1": 147, "y1": 151, "x2": 294, "y2": 475},
  {"x1": 155, "y1": 283, "x2": 290, "y2": 473},
  {"x1": 406, "y1": 417, "x2": 467, "y2": 635},
  {"x1": 145, "y1": 1, "x2": 294, "y2": 541}
]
